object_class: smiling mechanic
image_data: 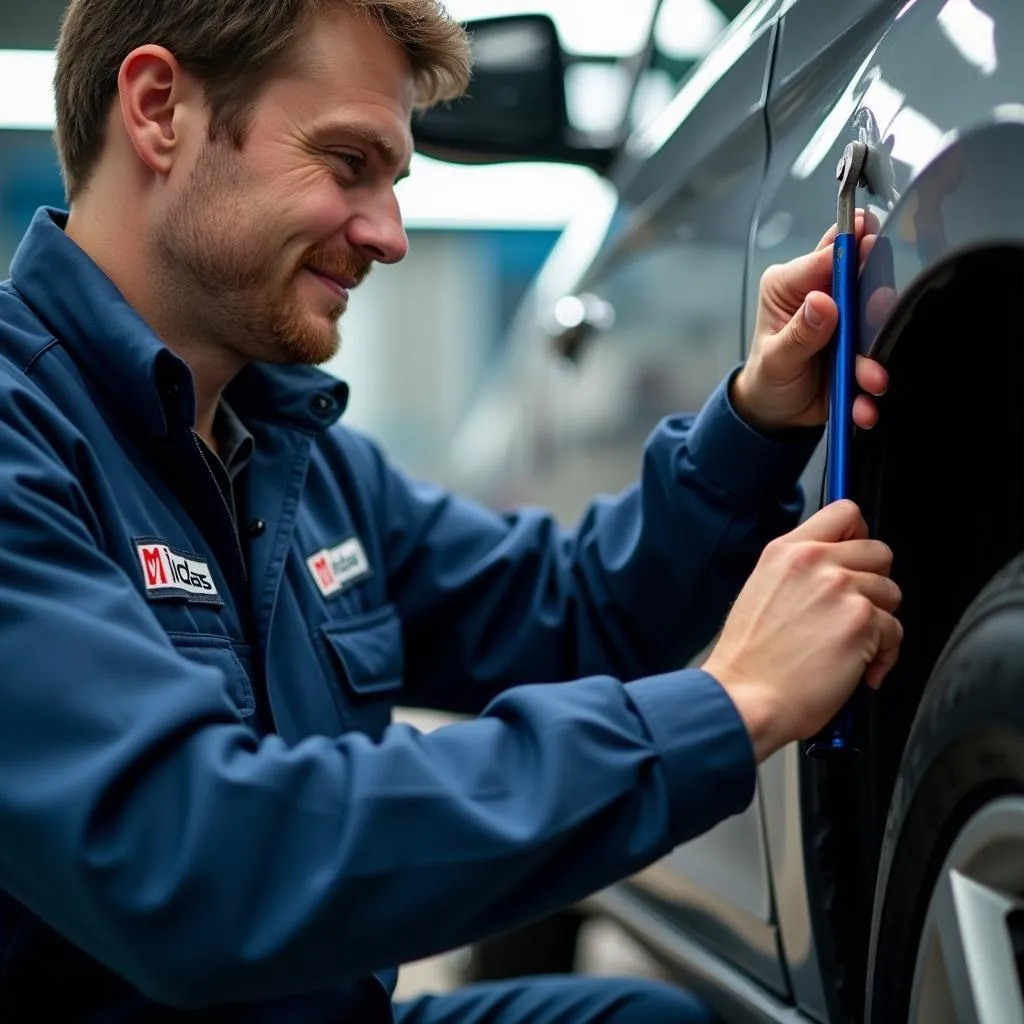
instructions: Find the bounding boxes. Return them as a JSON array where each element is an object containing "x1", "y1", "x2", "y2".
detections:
[{"x1": 0, "y1": 1, "x2": 900, "y2": 1022}]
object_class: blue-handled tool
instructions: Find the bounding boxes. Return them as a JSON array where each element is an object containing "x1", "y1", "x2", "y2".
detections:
[{"x1": 805, "y1": 141, "x2": 868, "y2": 760}]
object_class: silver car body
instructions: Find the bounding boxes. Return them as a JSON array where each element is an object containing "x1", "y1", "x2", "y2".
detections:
[{"x1": 446, "y1": 1, "x2": 1024, "y2": 1020}]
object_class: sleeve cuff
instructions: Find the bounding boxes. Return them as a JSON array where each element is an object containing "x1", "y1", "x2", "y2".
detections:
[
  {"x1": 684, "y1": 366, "x2": 822, "y2": 505},
  {"x1": 625, "y1": 668, "x2": 756, "y2": 846}
]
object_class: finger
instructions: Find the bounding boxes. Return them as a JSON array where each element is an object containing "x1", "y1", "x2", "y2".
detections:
[
  {"x1": 855, "y1": 356, "x2": 888, "y2": 396},
  {"x1": 815, "y1": 222, "x2": 839, "y2": 251},
  {"x1": 790, "y1": 499, "x2": 867, "y2": 542},
  {"x1": 853, "y1": 394, "x2": 879, "y2": 430},
  {"x1": 764, "y1": 291, "x2": 837, "y2": 378},
  {"x1": 860, "y1": 209, "x2": 882, "y2": 237},
  {"x1": 825, "y1": 538, "x2": 894, "y2": 575},
  {"x1": 777, "y1": 213, "x2": 880, "y2": 302},
  {"x1": 864, "y1": 612, "x2": 904, "y2": 689},
  {"x1": 859, "y1": 234, "x2": 877, "y2": 267},
  {"x1": 815, "y1": 210, "x2": 881, "y2": 251},
  {"x1": 773, "y1": 247, "x2": 835, "y2": 302},
  {"x1": 846, "y1": 571, "x2": 902, "y2": 613}
]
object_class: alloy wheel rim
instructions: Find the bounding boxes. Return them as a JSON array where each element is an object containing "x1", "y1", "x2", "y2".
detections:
[{"x1": 909, "y1": 795, "x2": 1024, "y2": 1023}]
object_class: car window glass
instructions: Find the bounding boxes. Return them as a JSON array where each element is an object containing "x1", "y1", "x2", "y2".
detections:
[{"x1": 629, "y1": 0, "x2": 731, "y2": 129}]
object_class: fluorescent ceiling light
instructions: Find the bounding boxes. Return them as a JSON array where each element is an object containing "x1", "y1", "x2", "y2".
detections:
[
  {"x1": 397, "y1": 156, "x2": 603, "y2": 229},
  {"x1": 654, "y1": 0, "x2": 728, "y2": 60},
  {"x1": 0, "y1": 49, "x2": 57, "y2": 130}
]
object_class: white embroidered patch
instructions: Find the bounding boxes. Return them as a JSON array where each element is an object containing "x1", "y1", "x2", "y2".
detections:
[
  {"x1": 306, "y1": 537, "x2": 371, "y2": 598},
  {"x1": 134, "y1": 539, "x2": 221, "y2": 605}
]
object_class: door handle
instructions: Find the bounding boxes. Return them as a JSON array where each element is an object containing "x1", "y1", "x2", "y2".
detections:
[{"x1": 854, "y1": 107, "x2": 901, "y2": 210}]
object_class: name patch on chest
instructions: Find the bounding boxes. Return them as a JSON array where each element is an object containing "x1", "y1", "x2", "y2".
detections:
[
  {"x1": 306, "y1": 537, "x2": 371, "y2": 598},
  {"x1": 134, "y1": 538, "x2": 223, "y2": 606}
]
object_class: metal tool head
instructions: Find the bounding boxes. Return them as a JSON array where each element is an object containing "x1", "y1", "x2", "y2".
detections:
[{"x1": 836, "y1": 141, "x2": 868, "y2": 235}]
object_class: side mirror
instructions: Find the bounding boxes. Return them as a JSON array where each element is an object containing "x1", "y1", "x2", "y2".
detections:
[{"x1": 413, "y1": 14, "x2": 620, "y2": 174}]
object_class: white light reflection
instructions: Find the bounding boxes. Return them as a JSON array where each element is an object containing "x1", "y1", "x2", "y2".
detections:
[
  {"x1": 886, "y1": 108, "x2": 949, "y2": 177},
  {"x1": 937, "y1": 0, "x2": 997, "y2": 76},
  {"x1": 565, "y1": 63, "x2": 632, "y2": 134},
  {"x1": 654, "y1": 0, "x2": 728, "y2": 60},
  {"x1": 628, "y1": 2, "x2": 774, "y2": 159},
  {"x1": 553, "y1": 294, "x2": 586, "y2": 329}
]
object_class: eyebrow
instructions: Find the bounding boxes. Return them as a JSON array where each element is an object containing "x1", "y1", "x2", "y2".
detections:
[{"x1": 319, "y1": 122, "x2": 412, "y2": 182}]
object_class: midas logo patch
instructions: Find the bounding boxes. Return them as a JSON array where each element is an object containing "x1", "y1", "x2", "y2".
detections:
[
  {"x1": 134, "y1": 538, "x2": 223, "y2": 606},
  {"x1": 306, "y1": 537, "x2": 371, "y2": 598}
]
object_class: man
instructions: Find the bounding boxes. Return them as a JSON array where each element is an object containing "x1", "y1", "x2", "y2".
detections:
[{"x1": 0, "y1": 0, "x2": 899, "y2": 1021}]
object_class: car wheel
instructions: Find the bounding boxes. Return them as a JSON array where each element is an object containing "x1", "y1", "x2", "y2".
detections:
[
  {"x1": 458, "y1": 909, "x2": 587, "y2": 982},
  {"x1": 865, "y1": 552, "x2": 1024, "y2": 1022}
]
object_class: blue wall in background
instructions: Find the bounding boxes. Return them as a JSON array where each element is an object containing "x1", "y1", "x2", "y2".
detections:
[
  {"x1": 0, "y1": 134, "x2": 66, "y2": 262},
  {"x1": 485, "y1": 228, "x2": 560, "y2": 337}
]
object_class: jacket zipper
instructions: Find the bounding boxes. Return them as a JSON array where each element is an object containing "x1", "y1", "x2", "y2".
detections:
[{"x1": 191, "y1": 430, "x2": 248, "y2": 584}]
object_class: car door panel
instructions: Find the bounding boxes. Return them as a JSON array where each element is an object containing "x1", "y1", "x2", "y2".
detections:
[
  {"x1": 445, "y1": 0, "x2": 807, "y2": 1000},
  {"x1": 749, "y1": 0, "x2": 1024, "y2": 1017},
  {"x1": 541, "y1": 3, "x2": 794, "y2": 996}
]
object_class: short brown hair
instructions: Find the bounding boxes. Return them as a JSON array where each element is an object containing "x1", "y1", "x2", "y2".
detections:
[{"x1": 54, "y1": 0, "x2": 471, "y2": 201}]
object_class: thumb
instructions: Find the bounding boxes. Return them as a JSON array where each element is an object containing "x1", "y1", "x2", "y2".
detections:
[
  {"x1": 790, "y1": 499, "x2": 868, "y2": 542},
  {"x1": 769, "y1": 291, "x2": 838, "y2": 375}
]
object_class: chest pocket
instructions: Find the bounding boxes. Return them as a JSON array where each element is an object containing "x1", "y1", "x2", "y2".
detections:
[
  {"x1": 315, "y1": 604, "x2": 404, "y2": 740},
  {"x1": 168, "y1": 633, "x2": 256, "y2": 718}
]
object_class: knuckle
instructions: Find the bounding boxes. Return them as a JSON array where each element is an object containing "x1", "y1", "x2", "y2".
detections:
[
  {"x1": 819, "y1": 564, "x2": 847, "y2": 594},
  {"x1": 761, "y1": 536, "x2": 785, "y2": 564},
  {"x1": 833, "y1": 498, "x2": 860, "y2": 523},
  {"x1": 785, "y1": 542, "x2": 822, "y2": 575},
  {"x1": 847, "y1": 595, "x2": 875, "y2": 633}
]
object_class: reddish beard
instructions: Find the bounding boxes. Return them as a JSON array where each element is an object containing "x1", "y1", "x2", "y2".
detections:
[
  {"x1": 262, "y1": 245, "x2": 374, "y2": 365},
  {"x1": 303, "y1": 246, "x2": 372, "y2": 290}
]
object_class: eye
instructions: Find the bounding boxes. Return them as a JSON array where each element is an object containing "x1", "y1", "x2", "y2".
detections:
[{"x1": 329, "y1": 151, "x2": 365, "y2": 180}]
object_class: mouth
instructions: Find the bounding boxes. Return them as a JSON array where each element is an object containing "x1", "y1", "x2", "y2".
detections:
[{"x1": 305, "y1": 267, "x2": 355, "y2": 303}]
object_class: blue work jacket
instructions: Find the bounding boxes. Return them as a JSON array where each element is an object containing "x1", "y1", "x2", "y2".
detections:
[{"x1": 0, "y1": 209, "x2": 819, "y2": 1021}]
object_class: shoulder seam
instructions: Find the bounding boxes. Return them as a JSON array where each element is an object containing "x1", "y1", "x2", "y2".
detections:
[{"x1": 0, "y1": 281, "x2": 62, "y2": 379}]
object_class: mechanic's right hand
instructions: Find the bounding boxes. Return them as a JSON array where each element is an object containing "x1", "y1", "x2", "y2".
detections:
[{"x1": 702, "y1": 500, "x2": 902, "y2": 762}]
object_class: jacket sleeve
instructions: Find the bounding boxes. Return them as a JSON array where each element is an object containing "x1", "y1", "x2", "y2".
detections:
[
  {"x1": 0, "y1": 378, "x2": 755, "y2": 1008},
  {"x1": 375, "y1": 369, "x2": 822, "y2": 713}
]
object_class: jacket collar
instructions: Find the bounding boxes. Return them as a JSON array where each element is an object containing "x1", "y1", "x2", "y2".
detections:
[{"x1": 9, "y1": 208, "x2": 349, "y2": 438}]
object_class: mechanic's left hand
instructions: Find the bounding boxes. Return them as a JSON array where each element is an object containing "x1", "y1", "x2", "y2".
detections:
[{"x1": 731, "y1": 210, "x2": 891, "y2": 433}]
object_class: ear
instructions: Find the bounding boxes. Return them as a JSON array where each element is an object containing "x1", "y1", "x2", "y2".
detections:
[{"x1": 116, "y1": 45, "x2": 202, "y2": 178}]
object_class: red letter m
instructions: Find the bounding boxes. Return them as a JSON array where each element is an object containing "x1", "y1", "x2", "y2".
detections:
[{"x1": 142, "y1": 547, "x2": 167, "y2": 586}]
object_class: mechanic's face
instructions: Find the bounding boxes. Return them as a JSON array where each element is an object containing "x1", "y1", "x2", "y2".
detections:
[{"x1": 154, "y1": 7, "x2": 413, "y2": 366}]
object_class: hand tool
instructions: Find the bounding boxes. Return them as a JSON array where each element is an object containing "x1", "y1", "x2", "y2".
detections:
[{"x1": 806, "y1": 140, "x2": 868, "y2": 760}]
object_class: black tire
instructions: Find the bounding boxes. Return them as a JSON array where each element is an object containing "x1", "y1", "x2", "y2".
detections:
[
  {"x1": 459, "y1": 909, "x2": 586, "y2": 982},
  {"x1": 865, "y1": 551, "x2": 1024, "y2": 1021}
]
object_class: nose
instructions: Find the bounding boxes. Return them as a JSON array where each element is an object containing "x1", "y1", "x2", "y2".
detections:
[{"x1": 346, "y1": 189, "x2": 409, "y2": 265}]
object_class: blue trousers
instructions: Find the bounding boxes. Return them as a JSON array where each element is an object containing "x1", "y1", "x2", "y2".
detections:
[{"x1": 393, "y1": 975, "x2": 712, "y2": 1023}]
